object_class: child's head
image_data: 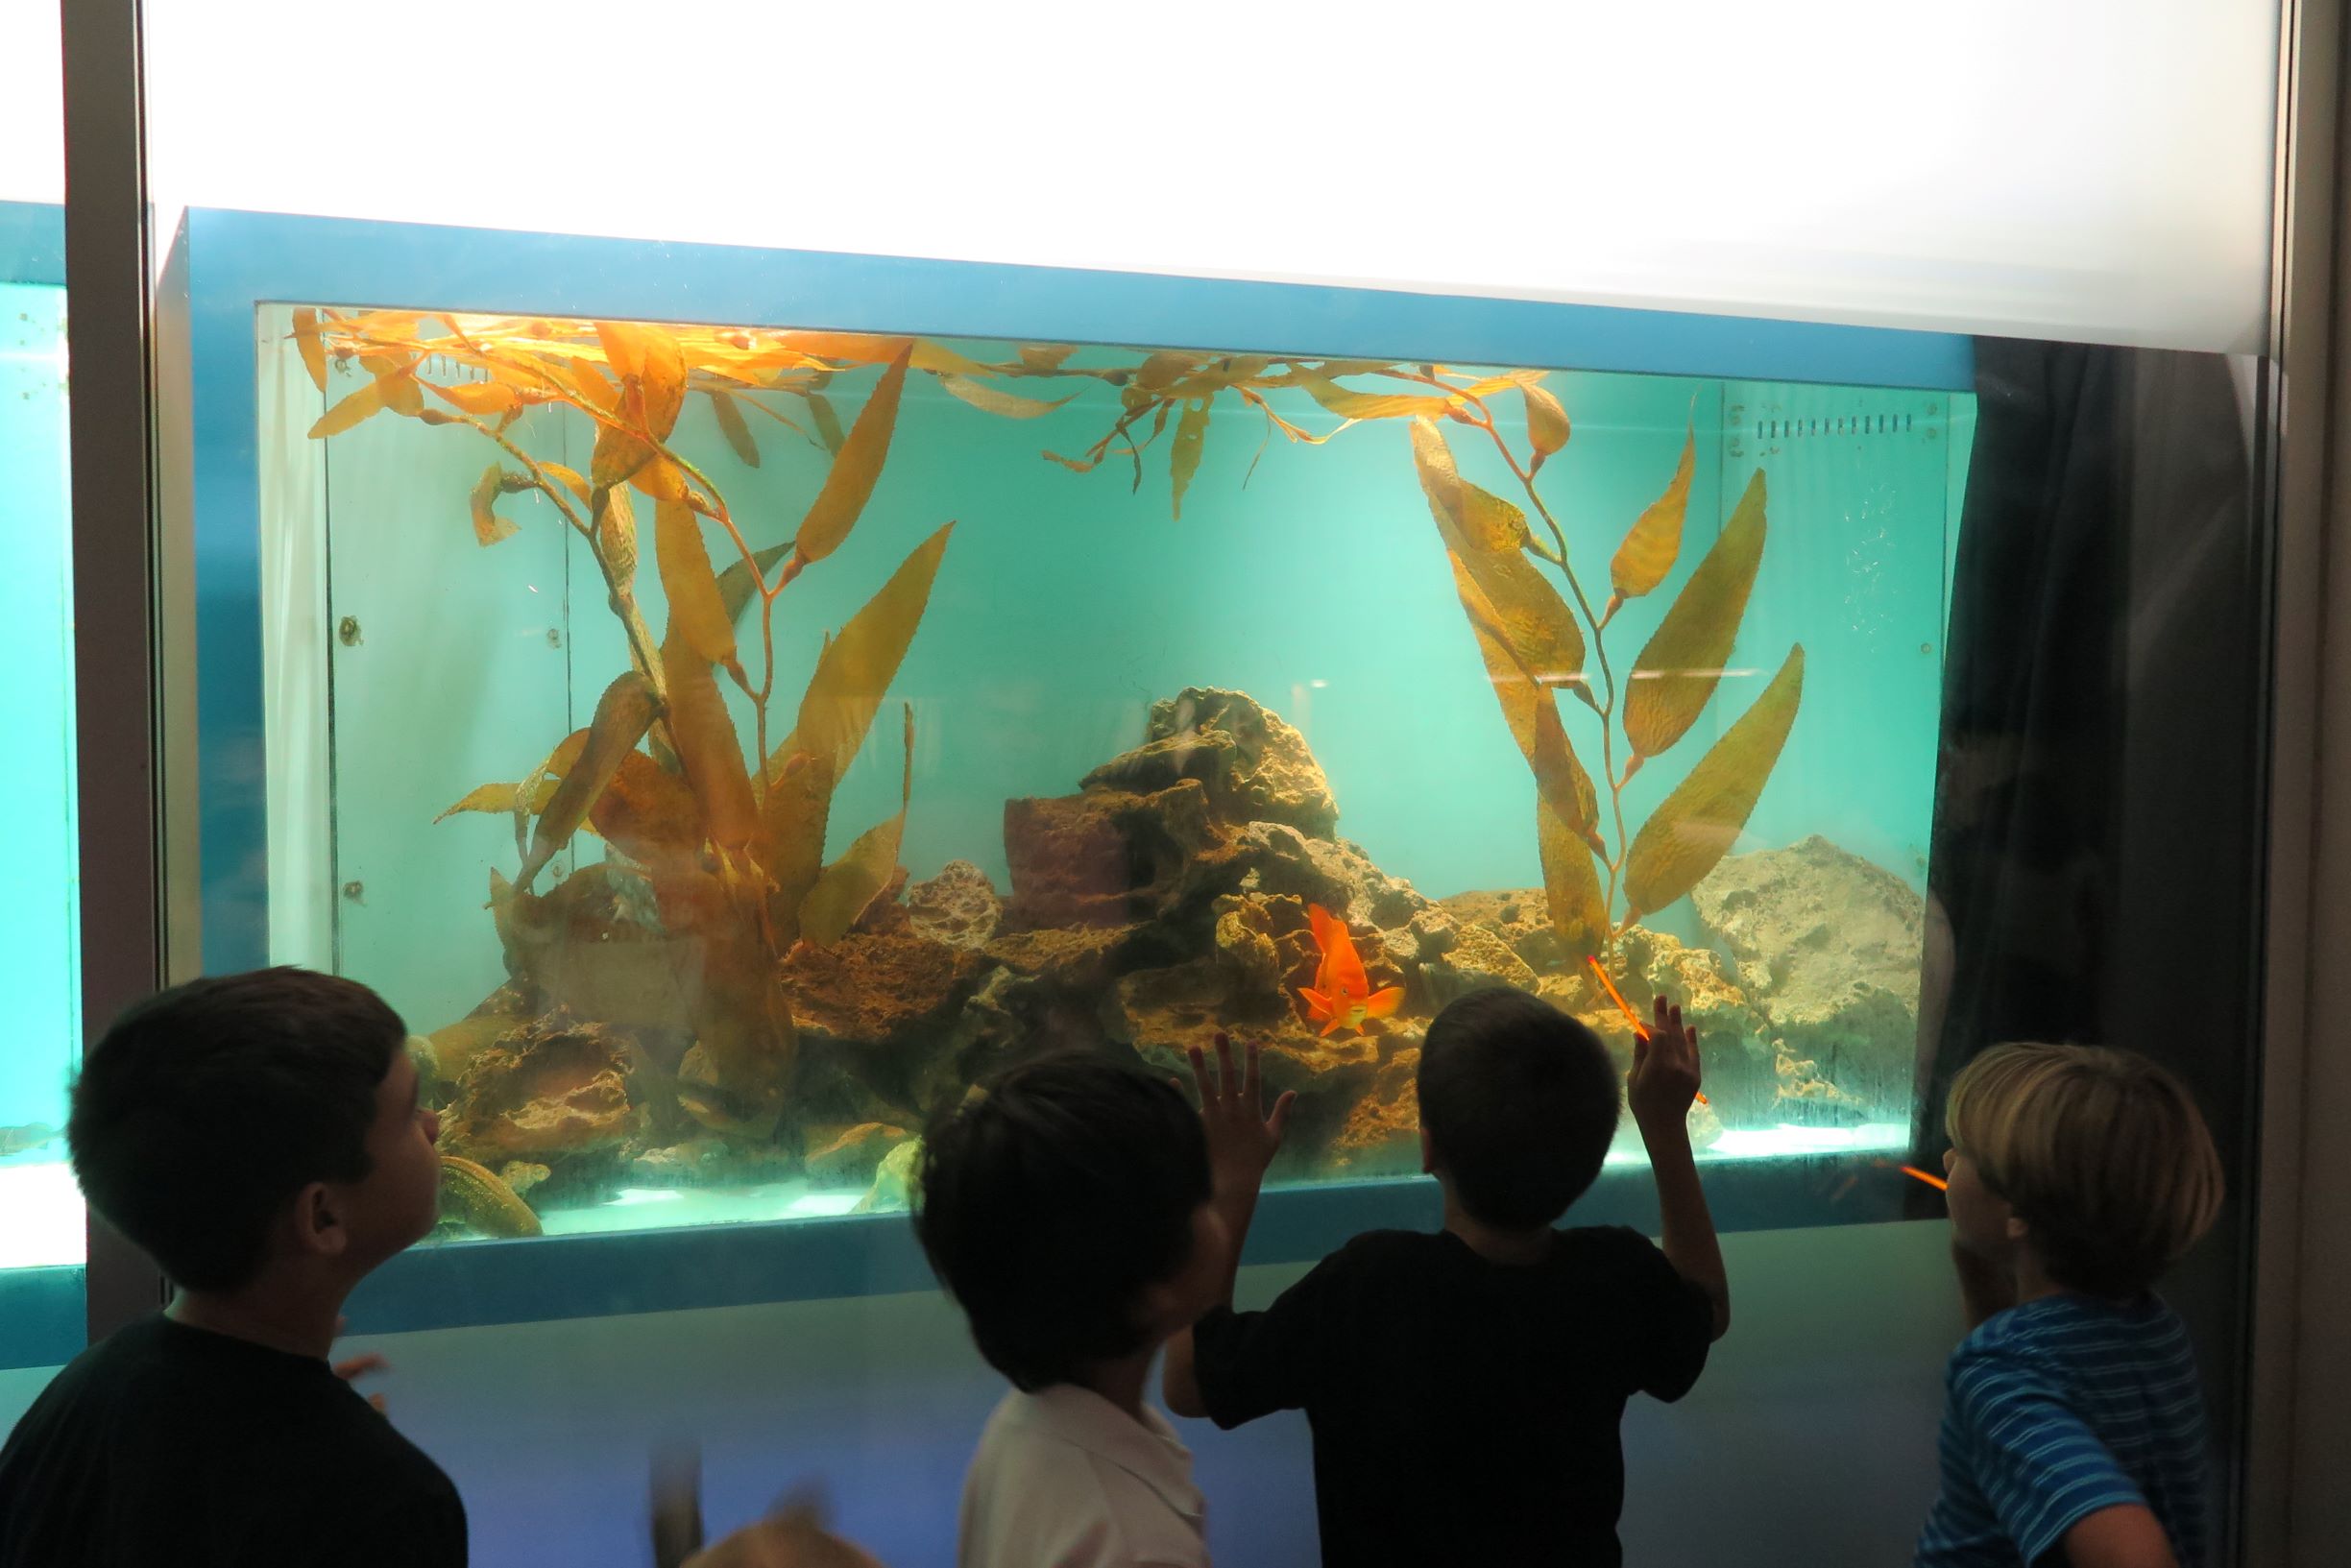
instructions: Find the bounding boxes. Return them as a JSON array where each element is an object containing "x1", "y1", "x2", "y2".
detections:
[
  {"x1": 1943, "y1": 1042, "x2": 2223, "y2": 1298},
  {"x1": 1418, "y1": 986, "x2": 1621, "y2": 1231},
  {"x1": 913, "y1": 1053, "x2": 1218, "y2": 1391},
  {"x1": 68, "y1": 968, "x2": 443, "y2": 1294}
]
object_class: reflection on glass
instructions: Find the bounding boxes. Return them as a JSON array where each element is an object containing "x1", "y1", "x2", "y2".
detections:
[
  {"x1": 0, "y1": 277, "x2": 80, "y2": 1270},
  {"x1": 271, "y1": 309, "x2": 1969, "y2": 1244}
]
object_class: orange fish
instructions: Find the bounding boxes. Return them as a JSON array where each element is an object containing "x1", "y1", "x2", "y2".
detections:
[
  {"x1": 1298, "y1": 904, "x2": 1405, "y2": 1037},
  {"x1": 1899, "y1": 1164, "x2": 1950, "y2": 1193}
]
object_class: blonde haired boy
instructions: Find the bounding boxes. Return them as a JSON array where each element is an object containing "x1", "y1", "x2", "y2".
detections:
[{"x1": 1916, "y1": 1044, "x2": 2224, "y2": 1568}]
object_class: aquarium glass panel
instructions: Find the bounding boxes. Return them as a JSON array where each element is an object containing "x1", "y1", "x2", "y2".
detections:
[
  {"x1": 269, "y1": 311, "x2": 1965, "y2": 1244},
  {"x1": 0, "y1": 278, "x2": 80, "y2": 1271}
]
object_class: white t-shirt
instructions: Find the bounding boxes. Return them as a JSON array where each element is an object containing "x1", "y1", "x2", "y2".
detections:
[{"x1": 957, "y1": 1385, "x2": 1210, "y2": 1568}]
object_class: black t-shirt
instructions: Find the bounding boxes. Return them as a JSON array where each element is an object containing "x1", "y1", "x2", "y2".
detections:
[
  {"x1": 1191, "y1": 1225, "x2": 1714, "y2": 1568},
  {"x1": 0, "y1": 1315, "x2": 466, "y2": 1568}
]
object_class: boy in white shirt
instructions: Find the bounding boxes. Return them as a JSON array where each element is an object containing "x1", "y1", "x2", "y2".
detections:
[{"x1": 913, "y1": 1040, "x2": 1293, "y2": 1568}]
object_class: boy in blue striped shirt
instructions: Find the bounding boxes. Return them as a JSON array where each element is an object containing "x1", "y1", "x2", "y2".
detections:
[{"x1": 1917, "y1": 1044, "x2": 2224, "y2": 1568}]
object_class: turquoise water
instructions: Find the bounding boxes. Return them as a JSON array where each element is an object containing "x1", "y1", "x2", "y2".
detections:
[
  {"x1": 0, "y1": 282, "x2": 80, "y2": 1267},
  {"x1": 279, "y1": 313, "x2": 1970, "y2": 1238}
]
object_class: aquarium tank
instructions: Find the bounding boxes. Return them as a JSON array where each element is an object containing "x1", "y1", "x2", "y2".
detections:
[
  {"x1": 0, "y1": 251, "x2": 80, "y2": 1281},
  {"x1": 271, "y1": 303, "x2": 1970, "y2": 1246}
]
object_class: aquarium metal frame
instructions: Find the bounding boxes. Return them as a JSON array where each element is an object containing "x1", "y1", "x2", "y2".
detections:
[{"x1": 159, "y1": 205, "x2": 1970, "y2": 1336}]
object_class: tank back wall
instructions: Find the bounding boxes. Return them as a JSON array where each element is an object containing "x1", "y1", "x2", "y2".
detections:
[{"x1": 339, "y1": 1220, "x2": 1960, "y2": 1567}]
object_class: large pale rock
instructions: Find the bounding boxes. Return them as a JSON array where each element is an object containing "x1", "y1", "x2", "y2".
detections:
[
  {"x1": 439, "y1": 1013, "x2": 641, "y2": 1166},
  {"x1": 1235, "y1": 823, "x2": 1439, "y2": 973},
  {"x1": 781, "y1": 930, "x2": 990, "y2": 1050},
  {"x1": 907, "y1": 861, "x2": 1004, "y2": 950},
  {"x1": 1419, "y1": 921, "x2": 1537, "y2": 1008},
  {"x1": 1083, "y1": 687, "x2": 1340, "y2": 838},
  {"x1": 1693, "y1": 836, "x2": 1924, "y2": 1116},
  {"x1": 1438, "y1": 890, "x2": 1573, "y2": 975}
]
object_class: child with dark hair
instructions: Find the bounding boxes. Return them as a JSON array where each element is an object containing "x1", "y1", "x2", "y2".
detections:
[
  {"x1": 914, "y1": 1051, "x2": 1242, "y2": 1568},
  {"x1": 0, "y1": 968, "x2": 464, "y2": 1568},
  {"x1": 1916, "y1": 1043, "x2": 2225, "y2": 1568},
  {"x1": 1163, "y1": 984, "x2": 1729, "y2": 1568}
]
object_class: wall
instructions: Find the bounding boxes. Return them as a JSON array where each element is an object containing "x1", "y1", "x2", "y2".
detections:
[{"x1": 313, "y1": 1219, "x2": 1961, "y2": 1568}]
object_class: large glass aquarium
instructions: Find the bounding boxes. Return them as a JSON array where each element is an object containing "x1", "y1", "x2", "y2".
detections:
[
  {"x1": 249, "y1": 281, "x2": 1969, "y2": 1251},
  {"x1": 0, "y1": 209, "x2": 81, "y2": 1295}
]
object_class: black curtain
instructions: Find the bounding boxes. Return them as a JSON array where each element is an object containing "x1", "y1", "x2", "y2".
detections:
[{"x1": 1911, "y1": 334, "x2": 2266, "y2": 1536}]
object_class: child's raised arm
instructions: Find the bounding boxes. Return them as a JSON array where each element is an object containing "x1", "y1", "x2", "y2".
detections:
[
  {"x1": 1162, "y1": 1035, "x2": 1295, "y2": 1418},
  {"x1": 1629, "y1": 996, "x2": 1730, "y2": 1340}
]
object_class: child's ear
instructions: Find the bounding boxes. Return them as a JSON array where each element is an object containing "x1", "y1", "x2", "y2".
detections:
[
  {"x1": 2003, "y1": 1212, "x2": 2029, "y2": 1247},
  {"x1": 290, "y1": 1181, "x2": 351, "y2": 1261}
]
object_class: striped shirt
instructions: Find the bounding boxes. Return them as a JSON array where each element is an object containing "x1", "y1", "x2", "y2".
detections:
[{"x1": 1915, "y1": 1294, "x2": 2209, "y2": 1568}]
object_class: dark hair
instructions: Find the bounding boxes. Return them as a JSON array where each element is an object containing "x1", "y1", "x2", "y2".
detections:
[
  {"x1": 913, "y1": 1053, "x2": 1211, "y2": 1390},
  {"x1": 68, "y1": 967, "x2": 407, "y2": 1291},
  {"x1": 1418, "y1": 986, "x2": 1621, "y2": 1230}
]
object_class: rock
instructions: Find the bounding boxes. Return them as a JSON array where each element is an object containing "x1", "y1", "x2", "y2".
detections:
[
  {"x1": 854, "y1": 1136, "x2": 925, "y2": 1214},
  {"x1": 1082, "y1": 687, "x2": 1340, "y2": 838},
  {"x1": 907, "y1": 860, "x2": 1004, "y2": 950},
  {"x1": 805, "y1": 1122, "x2": 914, "y2": 1186},
  {"x1": 1325, "y1": 1046, "x2": 1423, "y2": 1178},
  {"x1": 1693, "y1": 836, "x2": 1923, "y2": 1115},
  {"x1": 438, "y1": 1155, "x2": 543, "y2": 1238},
  {"x1": 625, "y1": 1136, "x2": 797, "y2": 1187},
  {"x1": 1438, "y1": 889, "x2": 1572, "y2": 975},
  {"x1": 1419, "y1": 921, "x2": 1537, "y2": 1008},
  {"x1": 1003, "y1": 780, "x2": 1248, "y2": 934},
  {"x1": 781, "y1": 930, "x2": 991, "y2": 1050},
  {"x1": 498, "y1": 1160, "x2": 551, "y2": 1196},
  {"x1": 1609, "y1": 928, "x2": 1778, "y2": 1122},
  {"x1": 439, "y1": 1013, "x2": 641, "y2": 1167},
  {"x1": 1235, "y1": 823, "x2": 1437, "y2": 972}
]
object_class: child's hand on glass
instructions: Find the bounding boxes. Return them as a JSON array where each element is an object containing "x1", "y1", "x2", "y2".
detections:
[
  {"x1": 1627, "y1": 995, "x2": 1703, "y2": 1139},
  {"x1": 1184, "y1": 1033, "x2": 1297, "y2": 1198}
]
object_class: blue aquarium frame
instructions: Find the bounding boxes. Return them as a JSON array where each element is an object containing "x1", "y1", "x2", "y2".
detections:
[
  {"x1": 167, "y1": 206, "x2": 1968, "y2": 1337},
  {"x1": 0, "y1": 199, "x2": 82, "y2": 1371}
]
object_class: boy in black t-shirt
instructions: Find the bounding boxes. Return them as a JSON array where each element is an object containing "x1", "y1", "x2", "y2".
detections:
[
  {"x1": 1165, "y1": 985, "x2": 1730, "y2": 1568},
  {"x1": 0, "y1": 968, "x2": 466, "y2": 1568}
]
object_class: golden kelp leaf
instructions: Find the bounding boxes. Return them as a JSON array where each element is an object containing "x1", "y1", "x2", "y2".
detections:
[
  {"x1": 939, "y1": 375, "x2": 1078, "y2": 420},
  {"x1": 439, "y1": 1155, "x2": 542, "y2": 1239},
  {"x1": 1623, "y1": 645, "x2": 1804, "y2": 922},
  {"x1": 1300, "y1": 373, "x2": 1452, "y2": 422},
  {"x1": 717, "y1": 541, "x2": 795, "y2": 629},
  {"x1": 1171, "y1": 398, "x2": 1210, "y2": 520},
  {"x1": 655, "y1": 498, "x2": 737, "y2": 669},
  {"x1": 662, "y1": 636, "x2": 758, "y2": 851},
  {"x1": 759, "y1": 750, "x2": 836, "y2": 944},
  {"x1": 1625, "y1": 469, "x2": 1767, "y2": 760},
  {"x1": 588, "y1": 750, "x2": 703, "y2": 869},
  {"x1": 788, "y1": 523, "x2": 953, "y2": 783},
  {"x1": 470, "y1": 466, "x2": 518, "y2": 546},
  {"x1": 799, "y1": 705, "x2": 914, "y2": 947},
  {"x1": 308, "y1": 379, "x2": 385, "y2": 439},
  {"x1": 629, "y1": 454, "x2": 691, "y2": 504},
  {"x1": 291, "y1": 308, "x2": 327, "y2": 394},
  {"x1": 1610, "y1": 413, "x2": 1695, "y2": 608},
  {"x1": 1413, "y1": 422, "x2": 1585, "y2": 699},
  {"x1": 710, "y1": 390, "x2": 762, "y2": 468},
  {"x1": 1019, "y1": 344, "x2": 1079, "y2": 374},
  {"x1": 591, "y1": 421, "x2": 656, "y2": 493},
  {"x1": 518, "y1": 672, "x2": 660, "y2": 889},
  {"x1": 1537, "y1": 794, "x2": 1607, "y2": 964},
  {"x1": 434, "y1": 777, "x2": 560, "y2": 823},
  {"x1": 1134, "y1": 350, "x2": 1205, "y2": 392},
  {"x1": 429, "y1": 380, "x2": 525, "y2": 419},
  {"x1": 596, "y1": 486, "x2": 639, "y2": 588},
  {"x1": 595, "y1": 322, "x2": 687, "y2": 439},
  {"x1": 1448, "y1": 552, "x2": 1601, "y2": 851},
  {"x1": 1524, "y1": 381, "x2": 1570, "y2": 472},
  {"x1": 808, "y1": 394, "x2": 845, "y2": 454},
  {"x1": 909, "y1": 340, "x2": 998, "y2": 377},
  {"x1": 775, "y1": 330, "x2": 913, "y2": 365},
  {"x1": 541, "y1": 463, "x2": 591, "y2": 502},
  {"x1": 378, "y1": 372, "x2": 424, "y2": 418},
  {"x1": 792, "y1": 346, "x2": 912, "y2": 567}
]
